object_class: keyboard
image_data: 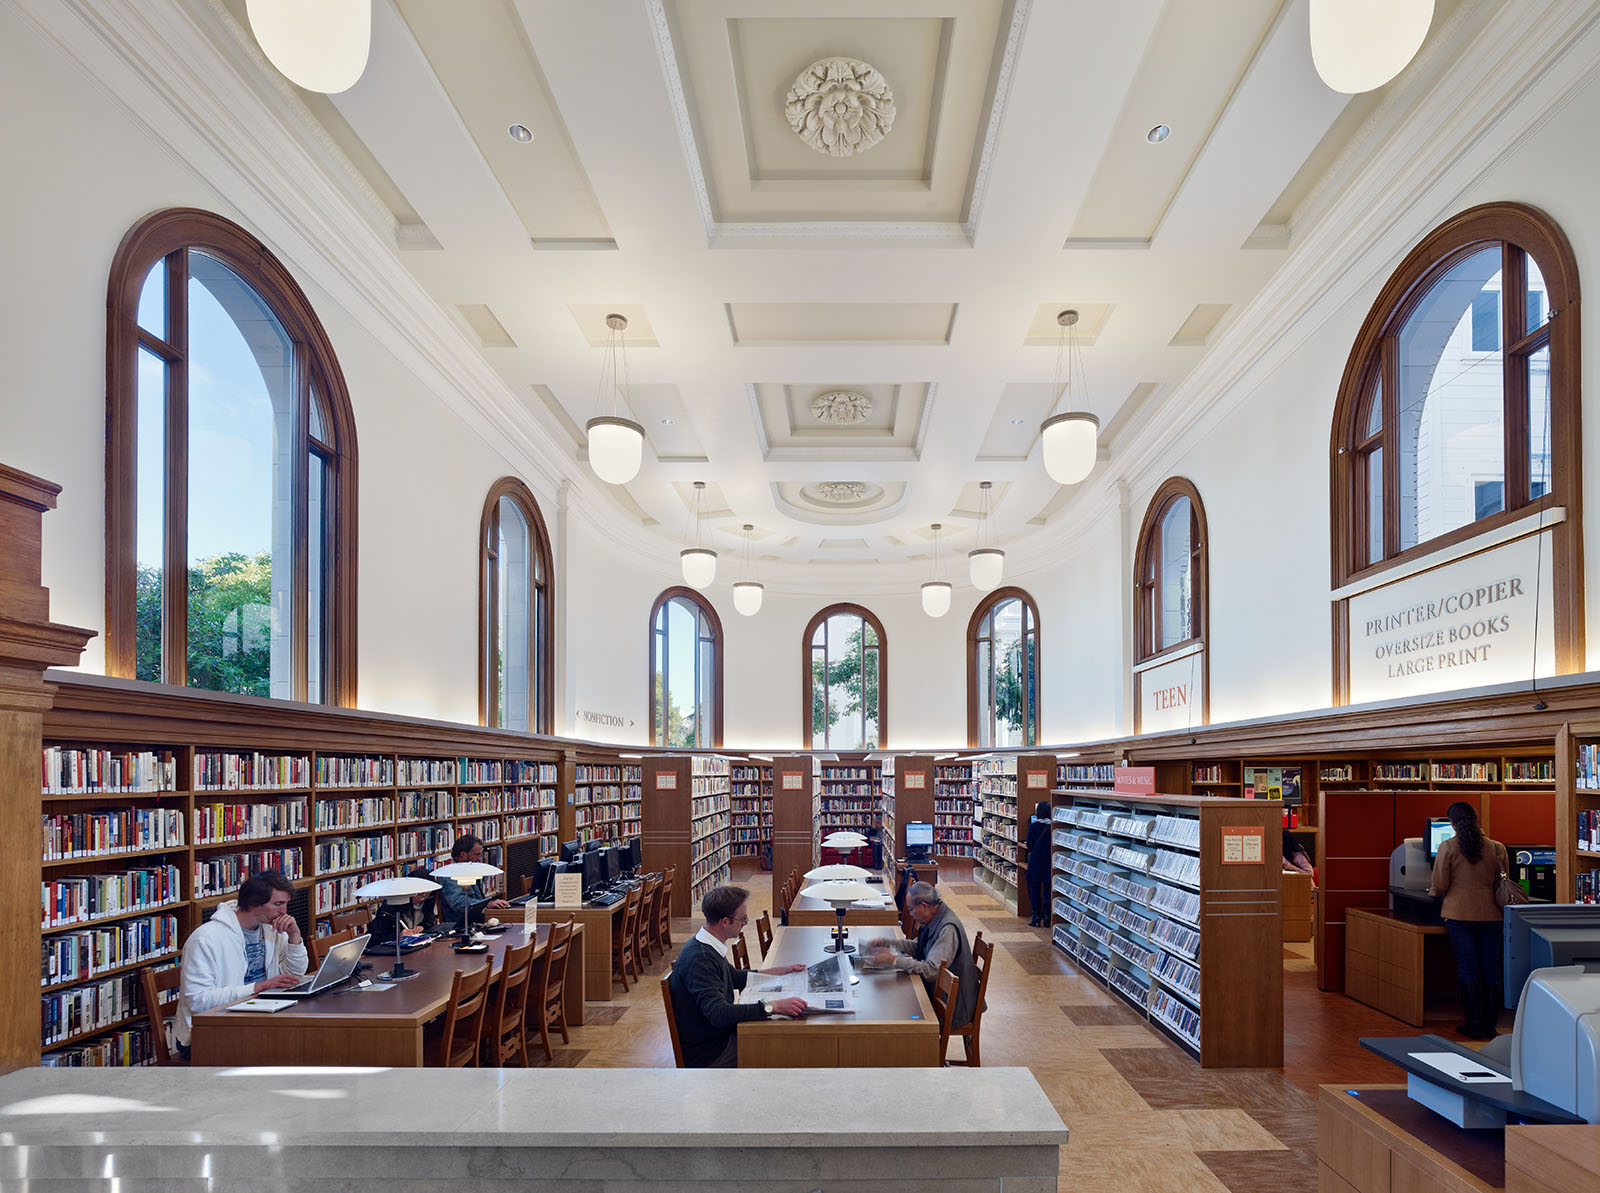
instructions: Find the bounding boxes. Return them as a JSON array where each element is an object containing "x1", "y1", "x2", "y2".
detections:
[{"x1": 590, "y1": 890, "x2": 625, "y2": 907}]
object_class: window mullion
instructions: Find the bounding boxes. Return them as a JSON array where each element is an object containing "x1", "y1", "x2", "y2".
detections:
[
  {"x1": 1503, "y1": 246, "x2": 1531, "y2": 507},
  {"x1": 486, "y1": 507, "x2": 501, "y2": 728},
  {"x1": 1380, "y1": 339, "x2": 1399, "y2": 561},
  {"x1": 290, "y1": 354, "x2": 311, "y2": 703},
  {"x1": 165, "y1": 248, "x2": 191, "y2": 687}
]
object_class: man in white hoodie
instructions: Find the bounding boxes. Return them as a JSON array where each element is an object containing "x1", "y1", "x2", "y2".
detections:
[{"x1": 174, "y1": 871, "x2": 309, "y2": 1055}]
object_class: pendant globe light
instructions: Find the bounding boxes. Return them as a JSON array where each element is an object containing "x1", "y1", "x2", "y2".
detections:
[
  {"x1": 921, "y1": 523, "x2": 952, "y2": 618},
  {"x1": 1039, "y1": 310, "x2": 1099, "y2": 486},
  {"x1": 585, "y1": 314, "x2": 646, "y2": 486},
  {"x1": 1310, "y1": 0, "x2": 1433, "y2": 94},
  {"x1": 681, "y1": 481, "x2": 717, "y2": 590},
  {"x1": 968, "y1": 482, "x2": 1004, "y2": 593},
  {"x1": 246, "y1": 0, "x2": 372, "y2": 94},
  {"x1": 732, "y1": 523, "x2": 764, "y2": 616}
]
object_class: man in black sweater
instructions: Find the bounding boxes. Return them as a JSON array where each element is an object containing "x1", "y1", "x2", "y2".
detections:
[{"x1": 669, "y1": 884, "x2": 807, "y2": 1067}]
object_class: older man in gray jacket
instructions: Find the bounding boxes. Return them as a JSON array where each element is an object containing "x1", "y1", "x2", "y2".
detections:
[{"x1": 868, "y1": 881, "x2": 978, "y2": 1033}]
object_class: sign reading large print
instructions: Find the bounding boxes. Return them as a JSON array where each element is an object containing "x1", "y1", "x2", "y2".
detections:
[
  {"x1": 1137, "y1": 649, "x2": 1204, "y2": 734},
  {"x1": 1347, "y1": 532, "x2": 1554, "y2": 704}
]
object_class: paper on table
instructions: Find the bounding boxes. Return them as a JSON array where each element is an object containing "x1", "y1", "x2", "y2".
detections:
[
  {"x1": 226, "y1": 998, "x2": 295, "y2": 1013},
  {"x1": 1407, "y1": 1051, "x2": 1512, "y2": 1083},
  {"x1": 738, "y1": 954, "x2": 856, "y2": 1011}
]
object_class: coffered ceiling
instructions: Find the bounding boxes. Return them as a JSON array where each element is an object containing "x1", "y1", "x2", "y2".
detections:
[{"x1": 210, "y1": 0, "x2": 1484, "y2": 585}]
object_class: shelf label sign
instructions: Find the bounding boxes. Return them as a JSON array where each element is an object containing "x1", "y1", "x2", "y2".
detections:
[
  {"x1": 1346, "y1": 530, "x2": 1555, "y2": 704},
  {"x1": 781, "y1": 773, "x2": 804, "y2": 790},
  {"x1": 1221, "y1": 826, "x2": 1265, "y2": 864},
  {"x1": 904, "y1": 772, "x2": 927, "y2": 789},
  {"x1": 1113, "y1": 766, "x2": 1156, "y2": 795},
  {"x1": 656, "y1": 772, "x2": 677, "y2": 791}
]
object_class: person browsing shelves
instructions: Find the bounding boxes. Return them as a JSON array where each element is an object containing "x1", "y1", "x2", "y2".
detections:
[
  {"x1": 669, "y1": 884, "x2": 807, "y2": 1067},
  {"x1": 869, "y1": 881, "x2": 978, "y2": 1034},
  {"x1": 173, "y1": 870, "x2": 309, "y2": 1055},
  {"x1": 438, "y1": 834, "x2": 511, "y2": 923}
]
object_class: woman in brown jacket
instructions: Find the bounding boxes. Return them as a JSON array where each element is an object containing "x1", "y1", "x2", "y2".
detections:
[{"x1": 1428, "y1": 801, "x2": 1509, "y2": 1039}]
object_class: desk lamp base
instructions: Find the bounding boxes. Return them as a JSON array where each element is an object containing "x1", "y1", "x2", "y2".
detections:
[{"x1": 824, "y1": 908, "x2": 855, "y2": 954}]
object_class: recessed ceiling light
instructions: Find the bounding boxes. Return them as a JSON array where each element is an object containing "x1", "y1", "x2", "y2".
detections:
[
  {"x1": 508, "y1": 124, "x2": 533, "y2": 143},
  {"x1": 660, "y1": 417, "x2": 674, "y2": 426},
  {"x1": 1010, "y1": 417, "x2": 1025, "y2": 426},
  {"x1": 1146, "y1": 124, "x2": 1171, "y2": 144}
]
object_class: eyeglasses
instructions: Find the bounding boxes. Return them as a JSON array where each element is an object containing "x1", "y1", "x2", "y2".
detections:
[{"x1": 731, "y1": 914, "x2": 749, "y2": 925}]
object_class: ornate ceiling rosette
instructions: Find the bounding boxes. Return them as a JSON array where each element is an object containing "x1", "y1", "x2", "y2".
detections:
[
  {"x1": 785, "y1": 57, "x2": 897, "y2": 158},
  {"x1": 812, "y1": 480, "x2": 871, "y2": 504},
  {"x1": 811, "y1": 389, "x2": 873, "y2": 425}
]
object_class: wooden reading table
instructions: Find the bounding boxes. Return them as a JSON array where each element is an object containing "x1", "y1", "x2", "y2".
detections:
[
  {"x1": 190, "y1": 921, "x2": 584, "y2": 1067},
  {"x1": 786, "y1": 877, "x2": 901, "y2": 930},
  {"x1": 737, "y1": 925, "x2": 938, "y2": 1068}
]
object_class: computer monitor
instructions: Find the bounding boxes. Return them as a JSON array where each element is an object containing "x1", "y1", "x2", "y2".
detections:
[
  {"x1": 905, "y1": 821, "x2": 933, "y2": 861},
  {"x1": 1426, "y1": 817, "x2": 1455, "y2": 861},
  {"x1": 540, "y1": 859, "x2": 573, "y2": 902},
  {"x1": 599, "y1": 845, "x2": 620, "y2": 885},
  {"x1": 625, "y1": 838, "x2": 642, "y2": 874},
  {"x1": 532, "y1": 857, "x2": 554, "y2": 900},
  {"x1": 580, "y1": 849, "x2": 604, "y2": 897},
  {"x1": 559, "y1": 839, "x2": 582, "y2": 863},
  {"x1": 1504, "y1": 903, "x2": 1600, "y2": 1007}
]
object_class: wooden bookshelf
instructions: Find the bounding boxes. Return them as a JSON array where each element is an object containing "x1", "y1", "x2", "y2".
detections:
[
  {"x1": 1050, "y1": 786, "x2": 1283, "y2": 1067},
  {"x1": 817, "y1": 758, "x2": 881, "y2": 836},
  {"x1": 640, "y1": 754, "x2": 731, "y2": 917},
  {"x1": 730, "y1": 760, "x2": 773, "y2": 860},
  {"x1": 933, "y1": 760, "x2": 977, "y2": 860},
  {"x1": 889, "y1": 755, "x2": 934, "y2": 862},
  {"x1": 973, "y1": 753, "x2": 1054, "y2": 917},
  {"x1": 769, "y1": 754, "x2": 819, "y2": 890}
]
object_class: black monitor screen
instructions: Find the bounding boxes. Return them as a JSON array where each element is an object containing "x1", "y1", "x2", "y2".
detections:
[
  {"x1": 625, "y1": 838, "x2": 642, "y2": 873},
  {"x1": 600, "y1": 846, "x2": 620, "y2": 884},
  {"x1": 559, "y1": 839, "x2": 582, "y2": 863},
  {"x1": 580, "y1": 849, "x2": 604, "y2": 895},
  {"x1": 540, "y1": 860, "x2": 572, "y2": 902}
]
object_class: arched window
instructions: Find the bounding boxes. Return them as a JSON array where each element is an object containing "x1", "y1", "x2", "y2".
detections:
[
  {"x1": 1333, "y1": 202, "x2": 1578, "y2": 579},
  {"x1": 1133, "y1": 479, "x2": 1209, "y2": 731},
  {"x1": 967, "y1": 589, "x2": 1040, "y2": 747},
  {"x1": 649, "y1": 588, "x2": 722, "y2": 748},
  {"x1": 480, "y1": 478, "x2": 553, "y2": 733},
  {"x1": 804, "y1": 604, "x2": 886, "y2": 749},
  {"x1": 106, "y1": 208, "x2": 357, "y2": 703}
]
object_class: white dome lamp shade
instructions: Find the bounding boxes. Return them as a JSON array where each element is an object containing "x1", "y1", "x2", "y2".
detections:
[
  {"x1": 246, "y1": 0, "x2": 372, "y2": 94},
  {"x1": 921, "y1": 581, "x2": 952, "y2": 618},
  {"x1": 968, "y1": 548, "x2": 1004, "y2": 593},
  {"x1": 1310, "y1": 0, "x2": 1434, "y2": 94},
  {"x1": 733, "y1": 581, "x2": 764, "y2": 616},
  {"x1": 585, "y1": 416, "x2": 645, "y2": 486},
  {"x1": 1040, "y1": 411, "x2": 1100, "y2": 485},
  {"x1": 681, "y1": 548, "x2": 717, "y2": 590}
]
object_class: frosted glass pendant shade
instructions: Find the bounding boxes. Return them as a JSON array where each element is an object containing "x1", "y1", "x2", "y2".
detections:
[
  {"x1": 681, "y1": 548, "x2": 717, "y2": 589},
  {"x1": 733, "y1": 581, "x2": 764, "y2": 616},
  {"x1": 1310, "y1": 0, "x2": 1433, "y2": 94},
  {"x1": 246, "y1": 0, "x2": 372, "y2": 94},
  {"x1": 586, "y1": 416, "x2": 645, "y2": 485},
  {"x1": 1040, "y1": 411, "x2": 1099, "y2": 485},
  {"x1": 921, "y1": 580, "x2": 952, "y2": 618},
  {"x1": 968, "y1": 548, "x2": 1005, "y2": 593}
]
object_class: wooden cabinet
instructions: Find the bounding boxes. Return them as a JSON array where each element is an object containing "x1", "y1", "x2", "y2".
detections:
[{"x1": 1344, "y1": 910, "x2": 1455, "y2": 1028}]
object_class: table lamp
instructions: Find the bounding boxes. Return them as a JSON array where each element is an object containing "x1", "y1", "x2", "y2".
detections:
[
  {"x1": 799, "y1": 880, "x2": 884, "y2": 954},
  {"x1": 804, "y1": 864, "x2": 875, "y2": 882},
  {"x1": 353, "y1": 874, "x2": 441, "y2": 980},
  {"x1": 823, "y1": 832, "x2": 868, "y2": 848},
  {"x1": 429, "y1": 861, "x2": 503, "y2": 953}
]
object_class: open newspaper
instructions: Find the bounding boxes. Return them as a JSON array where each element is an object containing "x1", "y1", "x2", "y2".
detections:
[{"x1": 738, "y1": 951, "x2": 856, "y2": 1013}]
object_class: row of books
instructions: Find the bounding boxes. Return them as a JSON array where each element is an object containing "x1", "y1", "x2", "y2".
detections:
[
  {"x1": 315, "y1": 835, "x2": 393, "y2": 875},
  {"x1": 42, "y1": 1023, "x2": 155, "y2": 1067},
  {"x1": 195, "y1": 849, "x2": 304, "y2": 897},
  {"x1": 194, "y1": 798, "x2": 308, "y2": 844},
  {"x1": 42, "y1": 970, "x2": 147, "y2": 1046},
  {"x1": 315, "y1": 867, "x2": 396, "y2": 915},
  {"x1": 41, "y1": 914, "x2": 178, "y2": 987},
  {"x1": 399, "y1": 791, "x2": 453, "y2": 821},
  {"x1": 314, "y1": 755, "x2": 394, "y2": 788},
  {"x1": 43, "y1": 807, "x2": 185, "y2": 860},
  {"x1": 456, "y1": 817, "x2": 500, "y2": 844},
  {"x1": 506, "y1": 787, "x2": 559, "y2": 811},
  {"x1": 195, "y1": 752, "x2": 309, "y2": 791},
  {"x1": 314, "y1": 796, "x2": 394, "y2": 829},
  {"x1": 398, "y1": 758, "x2": 456, "y2": 786},
  {"x1": 456, "y1": 791, "x2": 503, "y2": 816},
  {"x1": 42, "y1": 866, "x2": 182, "y2": 929},
  {"x1": 43, "y1": 748, "x2": 176, "y2": 794},
  {"x1": 691, "y1": 795, "x2": 730, "y2": 819},
  {"x1": 399, "y1": 825, "x2": 454, "y2": 859}
]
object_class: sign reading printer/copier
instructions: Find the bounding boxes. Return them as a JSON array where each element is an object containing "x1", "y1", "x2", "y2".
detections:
[{"x1": 1347, "y1": 532, "x2": 1554, "y2": 704}]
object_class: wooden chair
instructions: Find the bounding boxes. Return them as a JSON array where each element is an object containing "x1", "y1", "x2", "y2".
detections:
[
  {"x1": 612, "y1": 883, "x2": 643, "y2": 991},
  {"x1": 529, "y1": 917, "x2": 574, "y2": 1060},
  {"x1": 481, "y1": 935, "x2": 534, "y2": 1067},
  {"x1": 641, "y1": 873, "x2": 664, "y2": 960},
  {"x1": 947, "y1": 931, "x2": 994, "y2": 1067},
  {"x1": 139, "y1": 964, "x2": 184, "y2": 1066},
  {"x1": 661, "y1": 971, "x2": 685, "y2": 1068},
  {"x1": 635, "y1": 874, "x2": 660, "y2": 968},
  {"x1": 931, "y1": 961, "x2": 961, "y2": 1065},
  {"x1": 788, "y1": 868, "x2": 800, "y2": 905},
  {"x1": 331, "y1": 907, "x2": 371, "y2": 934},
  {"x1": 731, "y1": 930, "x2": 750, "y2": 970},
  {"x1": 308, "y1": 926, "x2": 358, "y2": 966},
  {"x1": 656, "y1": 867, "x2": 675, "y2": 950},
  {"x1": 756, "y1": 910, "x2": 773, "y2": 960},
  {"x1": 428, "y1": 962, "x2": 492, "y2": 1067},
  {"x1": 521, "y1": 874, "x2": 536, "y2": 898},
  {"x1": 778, "y1": 880, "x2": 793, "y2": 911}
]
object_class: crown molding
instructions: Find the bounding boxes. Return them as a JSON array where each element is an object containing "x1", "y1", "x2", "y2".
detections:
[{"x1": 14, "y1": 0, "x2": 673, "y2": 568}]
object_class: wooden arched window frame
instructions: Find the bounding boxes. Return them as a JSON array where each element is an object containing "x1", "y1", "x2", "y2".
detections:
[
  {"x1": 1134, "y1": 478, "x2": 1208, "y2": 666},
  {"x1": 106, "y1": 208, "x2": 358, "y2": 704},
  {"x1": 478, "y1": 477, "x2": 554, "y2": 732},
  {"x1": 647, "y1": 587, "x2": 724, "y2": 748},
  {"x1": 1329, "y1": 202, "x2": 1583, "y2": 688},
  {"x1": 803, "y1": 604, "x2": 888, "y2": 749},
  {"x1": 966, "y1": 587, "x2": 1041, "y2": 748}
]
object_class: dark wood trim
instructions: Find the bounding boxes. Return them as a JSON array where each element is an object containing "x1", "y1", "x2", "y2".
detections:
[
  {"x1": 1132, "y1": 478, "x2": 1210, "y2": 733},
  {"x1": 477, "y1": 476, "x2": 555, "y2": 734},
  {"x1": 645, "y1": 586, "x2": 725, "y2": 748},
  {"x1": 964, "y1": 586, "x2": 1041, "y2": 748},
  {"x1": 1329, "y1": 201, "x2": 1582, "y2": 699},
  {"x1": 105, "y1": 208, "x2": 359, "y2": 704},
  {"x1": 801, "y1": 603, "x2": 888, "y2": 749}
]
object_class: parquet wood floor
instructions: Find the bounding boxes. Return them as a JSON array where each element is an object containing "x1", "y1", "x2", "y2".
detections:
[{"x1": 537, "y1": 862, "x2": 1438, "y2": 1191}]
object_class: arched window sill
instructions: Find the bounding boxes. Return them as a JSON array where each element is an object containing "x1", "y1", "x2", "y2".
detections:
[{"x1": 1334, "y1": 502, "x2": 1565, "y2": 599}]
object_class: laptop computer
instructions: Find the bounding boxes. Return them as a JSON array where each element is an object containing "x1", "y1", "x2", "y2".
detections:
[{"x1": 277, "y1": 933, "x2": 372, "y2": 998}]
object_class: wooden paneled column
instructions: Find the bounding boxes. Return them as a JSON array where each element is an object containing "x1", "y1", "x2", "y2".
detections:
[{"x1": 0, "y1": 465, "x2": 94, "y2": 1071}]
